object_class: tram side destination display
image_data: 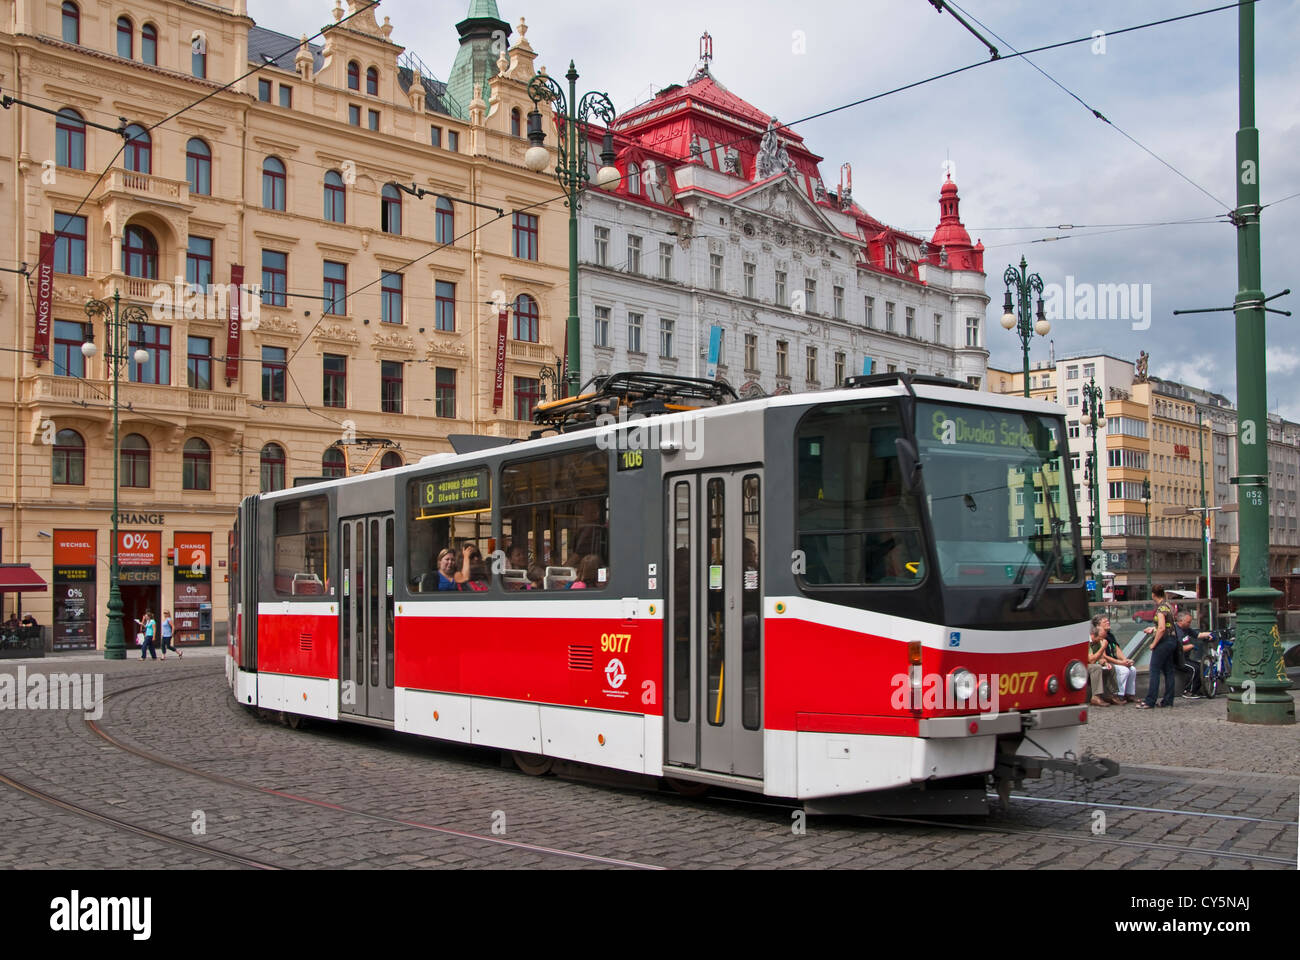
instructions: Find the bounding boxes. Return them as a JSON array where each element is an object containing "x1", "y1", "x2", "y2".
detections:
[
  {"x1": 417, "y1": 467, "x2": 491, "y2": 519},
  {"x1": 173, "y1": 532, "x2": 212, "y2": 647},
  {"x1": 52, "y1": 530, "x2": 96, "y2": 651}
]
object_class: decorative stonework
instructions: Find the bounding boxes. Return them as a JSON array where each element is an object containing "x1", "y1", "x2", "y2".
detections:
[
  {"x1": 371, "y1": 331, "x2": 416, "y2": 353},
  {"x1": 313, "y1": 322, "x2": 359, "y2": 345},
  {"x1": 258, "y1": 314, "x2": 299, "y2": 336},
  {"x1": 426, "y1": 337, "x2": 468, "y2": 359}
]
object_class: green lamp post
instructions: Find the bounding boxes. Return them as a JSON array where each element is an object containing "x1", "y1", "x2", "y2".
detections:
[
  {"x1": 1081, "y1": 376, "x2": 1105, "y2": 602},
  {"x1": 83, "y1": 292, "x2": 150, "y2": 660},
  {"x1": 1000, "y1": 256, "x2": 1048, "y2": 399},
  {"x1": 524, "y1": 63, "x2": 619, "y2": 399},
  {"x1": 1142, "y1": 478, "x2": 1152, "y2": 602}
]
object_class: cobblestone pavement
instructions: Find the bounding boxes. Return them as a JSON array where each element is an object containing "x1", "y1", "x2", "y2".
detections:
[{"x1": 0, "y1": 652, "x2": 1295, "y2": 869}]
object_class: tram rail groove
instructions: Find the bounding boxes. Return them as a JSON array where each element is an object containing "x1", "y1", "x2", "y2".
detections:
[{"x1": 995, "y1": 792, "x2": 1297, "y2": 826}]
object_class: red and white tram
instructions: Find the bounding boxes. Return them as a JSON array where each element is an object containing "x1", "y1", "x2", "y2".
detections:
[{"x1": 227, "y1": 373, "x2": 1112, "y2": 814}]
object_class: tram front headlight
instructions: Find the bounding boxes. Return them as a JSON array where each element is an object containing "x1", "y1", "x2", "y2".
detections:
[
  {"x1": 951, "y1": 668, "x2": 976, "y2": 703},
  {"x1": 1066, "y1": 660, "x2": 1087, "y2": 690},
  {"x1": 1046, "y1": 675, "x2": 1060, "y2": 695}
]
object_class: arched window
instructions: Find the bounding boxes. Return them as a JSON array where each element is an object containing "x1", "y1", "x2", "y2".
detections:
[
  {"x1": 52, "y1": 429, "x2": 85, "y2": 485},
  {"x1": 511, "y1": 108, "x2": 521, "y2": 137},
  {"x1": 513, "y1": 293, "x2": 539, "y2": 343},
  {"x1": 366, "y1": 66, "x2": 378, "y2": 95},
  {"x1": 121, "y1": 434, "x2": 150, "y2": 488},
  {"x1": 322, "y1": 447, "x2": 345, "y2": 479},
  {"x1": 55, "y1": 108, "x2": 86, "y2": 170},
  {"x1": 61, "y1": 2, "x2": 79, "y2": 44},
  {"x1": 262, "y1": 157, "x2": 286, "y2": 210},
  {"x1": 323, "y1": 170, "x2": 346, "y2": 222},
  {"x1": 347, "y1": 60, "x2": 360, "y2": 91},
  {"x1": 380, "y1": 451, "x2": 403, "y2": 470},
  {"x1": 380, "y1": 183, "x2": 401, "y2": 235},
  {"x1": 192, "y1": 35, "x2": 206, "y2": 79},
  {"x1": 260, "y1": 443, "x2": 285, "y2": 492},
  {"x1": 435, "y1": 196, "x2": 454, "y2": 244},
  {"x1": 182, "y1": 438, "x2": 211, "y2": 490},
  {"x1": 116, "y1": 16, "x2": 132, "y2": 58},
  {"x1": 141, "y1": 23, "x2": 158, "y2": 65},
  {"x1": 122, "y1": 225, "x2": 158, "y2": 279},
  {"x1": 123, "y1": 124, "x2": 151, "y2": 174},
  {"x1": 185, "y1": 138, "x2": 211, "y2": 195},
  {"x1": 627, "y1": 162, "x2": 640, "y2": 195}
]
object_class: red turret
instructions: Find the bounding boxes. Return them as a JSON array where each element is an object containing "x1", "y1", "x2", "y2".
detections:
[{"x1": 928, "y1": 174, "x2": 983, "y2": 272}]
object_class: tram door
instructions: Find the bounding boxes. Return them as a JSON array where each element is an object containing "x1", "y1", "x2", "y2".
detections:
[
  {"x1": 665, "y1": 471, "x2": 763, "y2": 779},
  {"x1": 339, "y1": 515, "x2": 395, "y2": 721}
]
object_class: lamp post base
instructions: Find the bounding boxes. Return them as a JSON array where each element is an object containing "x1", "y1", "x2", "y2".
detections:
[
  {"x1": 103, "y1": 580, "x2": 126, "y2": 661},
  {"x1": 1225, "y1": 586, "x2": 1294, "y2": 725}
]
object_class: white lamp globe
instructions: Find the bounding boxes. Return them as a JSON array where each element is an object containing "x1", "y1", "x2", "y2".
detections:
[
  {"x1": 80, "y1": 341, "x2": 98, "y2": 359},
  {"x1": 1034, "y1": 318, "x2": 1051, "y2": 336},
  {"x1": 524, "y1": 145, "x2": 550, "y2": 172},
  {"x1": 1000, "y1": 311, "x2": 1016, "y2": 330},
  {"x1": 133, "y1": 348, "x2": 150, "y2": 365},
  {"x1": 595, "y1": 164, "x2": 621, "y2": 191}
]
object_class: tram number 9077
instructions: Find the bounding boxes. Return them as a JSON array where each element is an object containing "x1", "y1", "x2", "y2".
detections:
[
  {"x1": 999, "y1": 671, "x2": 1038, "y2": 696},
  {"x1": 601, "y1": 633, "x2": 631, "y2": 653}
]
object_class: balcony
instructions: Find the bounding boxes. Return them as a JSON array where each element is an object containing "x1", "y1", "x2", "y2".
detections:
[
  {"x1": 22, "y1": 375, "x2": 246, "y2": 421},
  {"x1": 93, "y1": 169, "x2": 190, "y2": 208},
  {"x1": 508, "y1": 341, "x2": 557, "y2": 363}
]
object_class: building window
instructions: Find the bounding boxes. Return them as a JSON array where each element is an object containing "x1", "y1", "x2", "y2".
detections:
[
  {"x1": 834, "y1": 351, "x2": 845, "y2": 385},
  {"x1": 187, "y1": 336, "x2": 212, "y2": 390},
  {"x1": 776, "y1": 341, "x2": 788, "y2": 377},
  {"x1": 513, "y1": 377, "x2": 541, "y2": 421},
  {"x1": 775, "y1": 271, "x2": 787, "y2": 307},
  {"x1": 511, "y1": 108, "x2": 521, "y2": 137},
  {"x1": 447, "y1": 130, "x2": 459, "y2": 152},
  {"x1": 1067, "y1": 390, "x2": 1079, "y2": 406},
  {"x1": 322, "y1": 448, "x2": 345, "y2": 479},
  {"x1": 435, "y1": 367, "x2": 456, "y2": 418},
  {"x1": 864, "y1": 295, "x2": 874, "y2": 328},
  {"x1": 627, "y1": 312, "x2": 643, "y2": 354},
  {"x1": 430, "y1": 125, "x2": 442, "y2": 147},
  {"x1": 124, "y1": 124, "x2": 151, "y2": 173},
  {"x1": 933, "y1": 313, "x2": 942, "y2": 341},
  {"x1": 1083, "y1": 363, "x2": 1095, "y2": 379},
  {"x1": 121, "y1": 434, "x2": 151, "y2": 488},
  {"x1": 513, "y1": 294, "x2": 540, "y2": 343},
  {"x1": 324, "y1": 170, "x2": 346, "y2": 222},
  {"x1": 279, "y1": 85, "x2": 292, "y2": 109},
  {"x1": 627, "y1": 162, "x2": 640, "y2": 195},
  {"x1": 711, "y1": 254, "x2": 724, "y2": 291},
  {"x1": 834, "y1": 286, "x2": 845, "y2": 320},
  {"x1": 61, "y1": 2, "x2": 79, "y2": 44},
  {"x1": 323, "y1": 354, "x2": 346, "y2": 407},
  {"x1": 182, "y1": 438, "x2": 211, "y2": 491},
  {"x1": 141, "y1": 23, "x2": 157, "y2": 64},
  {"x1": 659, "y1": 318, "x2": 675, "y2": 359},
  {"x1": 744, "y1": 261, "x2": 755, "y2": 298},
  {"x1": 804, "y1": 277, "x2": 817, "y2": 313},
  {"x1": 366, "y1": 66, "x2": 378, "y2": 95},
  {"x1": 186, "y1": 138, "x2": 211, "y2": 195},
  {"x1": 806, "y1": 346, "x2": 818, "y2": 382},
  {"x1": 262, "y1": 157, "x2": 286, "y2": 210},
  {"x1": 434, "y1": 280, "x2": 456, "y2": 332},
  {"x1": 186, "y1": 236, "x2": 213, "y2": 290},
  {"x1": 53, "y1": 320, "x2": 87, "y2": 377},
  {"x1": 348, "y1": 105, "x2": 361, "y2": 126},
  {"x1": 259, "y1": 443, "x2": 284, "y2": 493},
  {"x1": 192, "y1": 41, "x2": 206, "y2": 80},
  {"x1": 593, "y1": 226, "x2": 609, "y2": 266},
  {"x1": 513, "y1": 213, "x2": 538, "y2": 261},
  {"x1": 347, "y1": 61, "x2": 360, "y2": 90},
  {"x1": 660, "y1": 243, "x2": 673, "y2": 280},
  {"x1": 594, "y1": 306, "x2": 610, "y2": 348},
  {"x1": 627, "y1": 235, "x2": 642, "y2": 274},
  {"x1": 381, "y1": 361, "x2": 403, "y2": 413},
  {"x1": 116, "y1": 16, "x2": 132, "y2": 58},
  {"x1": 53, "y1": 429, "x2": 85, "y2": 485},
  {"x1": 53, "y1": 213, "x2": 87, "y2": 275},
  {"x1": 122, "y1": 226, "x2": 157, "y2": 279},
  {"x1": 381, "y1": 271, "x2": 403, "y2": 324},
  {"x1": 1068, "y1": 421, "x2": 1080, "y2": 439},
  {"x1": 258, "y1": 78, "x2": 272, "y2": 102},
  {"x1": 55, "y1": 108, "x2": 86, "y2": 170},
  {"x1": 745, "y1": 333, "x2": 757, "y2": 371},
  {"x1": 380, "y1": 452, "x2": 403, "y2": 470},
  {"x1": 323, "y1": 261, "x2": 346, "y2": 315},
  {"x1": 368, "y1": 109, "x2": 380, "y2": 131},
  {"x1": 262, "y1": 346, "x2": 286, "y2": 402},
  {"x1": 380, "y1": 184, "x2": 402, "y2": 234},
  {"x1": 905, "y1": 306, "x2": 915, "y2": 337},
  {"x1": 966, "y1": 316, "x2": 981, "y2": 347},
  {"x1": 435, "y1": 197, "x2": 454, "y2": 244},
  {"x1": 885, "y1": 301, "x2": 895, "y2": 332},
  {"x1": 261, "y1": 250, "x2": 287, "y2": 307}
]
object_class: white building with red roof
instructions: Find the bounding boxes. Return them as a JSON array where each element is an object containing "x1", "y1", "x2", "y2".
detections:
[{"x1": 577, "y1": 41, "x2": 990, "y2": 396}]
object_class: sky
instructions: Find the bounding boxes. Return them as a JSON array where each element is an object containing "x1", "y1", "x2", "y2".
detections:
[{"x1": 248, "y1": 0, "x2": 1300, "y2": 418}]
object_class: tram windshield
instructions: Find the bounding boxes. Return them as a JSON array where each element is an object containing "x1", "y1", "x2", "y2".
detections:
[{"x1": 917, "y1": 401, "x2": 1079, "y2": 590}]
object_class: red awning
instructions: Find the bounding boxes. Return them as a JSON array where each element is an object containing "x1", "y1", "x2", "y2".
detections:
[{"x1": 0, "y1": 565, "x2": 48, "y2": 592}]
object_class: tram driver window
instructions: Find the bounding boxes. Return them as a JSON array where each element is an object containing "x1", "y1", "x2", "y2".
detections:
[
  {"x1": 500, "y1": 448, "x2": 609, "y2": 591},
  {"x1": 406, "y1": 467, "x2": 492, "y2": 593},
  {"x1": 274, "y1": 496, "x2": 331, "y2": 596},
  {"x1": 796, "y1": 401, "x2": 925, "y2": 587}
]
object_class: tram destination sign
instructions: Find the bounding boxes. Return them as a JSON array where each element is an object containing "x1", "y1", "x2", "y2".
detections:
[
  {"x1": 922, "y1": 404, "x2": 1060, "y2": 453},
  {"x1": 417, "y1": 467, "x2": 490, "y2": 519}
]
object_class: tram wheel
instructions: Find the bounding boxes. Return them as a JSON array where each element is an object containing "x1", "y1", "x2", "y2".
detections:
[
  {"x1": 664, "y1": 777, "x2": 709, "y2": 798},
  {"x1": 512, "y1": 751, "x2": 553, "y2": 776}
]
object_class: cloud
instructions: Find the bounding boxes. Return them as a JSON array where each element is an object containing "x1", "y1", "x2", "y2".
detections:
[
  {"x1": 1152, "y1": 356, "x2": 1219, "y2": 393},
  {"x1": 1266, "y1": 348, "x2": 1300, "y2": 376}
]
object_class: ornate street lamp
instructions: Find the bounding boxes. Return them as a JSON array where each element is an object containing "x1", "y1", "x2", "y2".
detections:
[
  {"x1": 1081, "y1": 375, "x2": 1105, "y2": 602},
  {"x1": 1141, "y1": 478, "x2": 1152, "y2": 602},
  {"x1": 536, "y1": 356, "x2": 564, "y2": 402},
  {"x1": 1000, "y1": 256, "x2": 1048, "y2": 399},
  {"x1": 82, "y1": 292, "x2": 150, "y2": 660},
  {"x1": 525, "y1": 63, "x2": 619, "y2": 399}
]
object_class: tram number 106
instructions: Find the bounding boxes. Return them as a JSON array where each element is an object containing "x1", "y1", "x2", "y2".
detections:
[{"x1": 601, "y1": 633, "x2": 631, "y2": 653}]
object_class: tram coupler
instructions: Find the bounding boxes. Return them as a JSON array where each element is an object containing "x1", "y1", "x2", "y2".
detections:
[{"x1": 993, "y1": 749, "x2": 1119, "y2": 785}]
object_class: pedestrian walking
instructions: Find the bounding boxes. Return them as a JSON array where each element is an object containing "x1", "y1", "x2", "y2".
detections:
[
  {"x1": 139, "y1": 611, "x2": 158, "y2": 661},
  {"x1": 159, "y1": 610, "x2": 181, "y2": 659},
  {"x1": 1137, "y1": 587, "x2": 1175, "y2": 709}
]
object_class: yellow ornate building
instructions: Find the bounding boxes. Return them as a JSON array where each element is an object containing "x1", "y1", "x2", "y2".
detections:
[{"x1": 0, "y1": 0, "x2": 571, "y2": 648}]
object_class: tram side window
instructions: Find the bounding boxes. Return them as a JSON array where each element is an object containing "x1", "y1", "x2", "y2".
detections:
[
  {"x1": 274, "y1": 496, "x2": 330, "y2": 596},
  {"x1": 406, "y1": 467, "x2": 492, "y2": 593},
  {"x1": 500, "y1": 448, "x2": 609, "y2": 591},
  {"x1": 796, "y1": 400, "x2": 925, "y2": 587}
]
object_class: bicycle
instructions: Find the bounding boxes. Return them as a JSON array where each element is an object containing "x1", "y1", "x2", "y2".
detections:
[{"x1": 1200, "y1": 627, "x2": 1235, "y2": 700}]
